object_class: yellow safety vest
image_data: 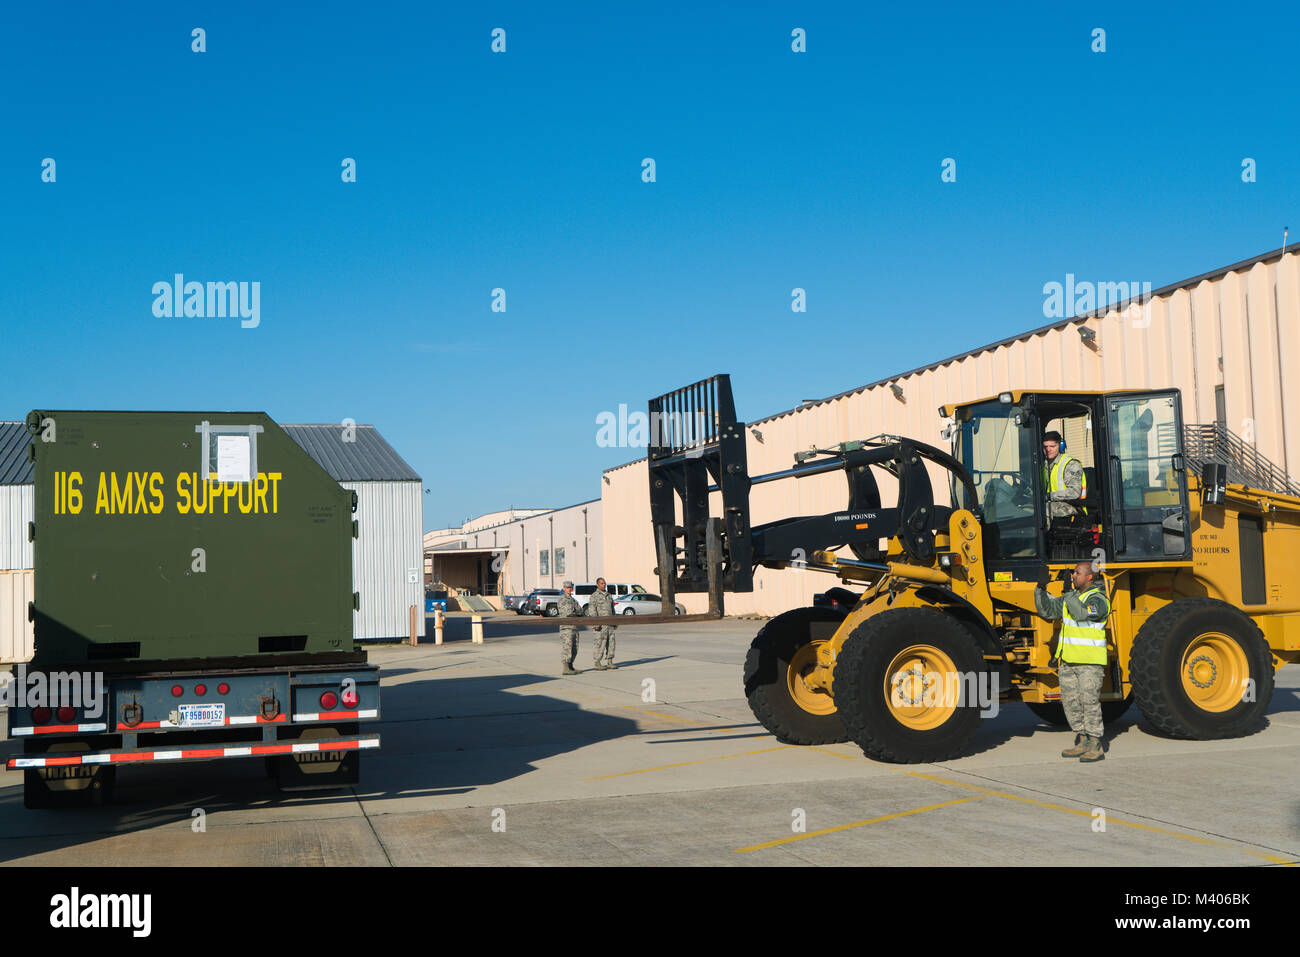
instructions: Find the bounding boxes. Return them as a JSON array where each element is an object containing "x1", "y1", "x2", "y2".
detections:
[
  {"x1": 1044, "y1": 453, "x2": 1087, "y2": 513},
  {"x1": 1058, "y1": 586, "x2": 1110, "y2": 665}
]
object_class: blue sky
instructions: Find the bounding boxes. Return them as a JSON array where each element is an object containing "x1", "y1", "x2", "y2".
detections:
[{"x1": 2, "y1": 2, "x2": 1296, "y2": 530}]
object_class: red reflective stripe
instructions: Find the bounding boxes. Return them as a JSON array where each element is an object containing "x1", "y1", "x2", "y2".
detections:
[
  {"x1": 42, "y1": 756, "x2": 82, "y2": 767},
  {"x1": 33, "y1": 724, "x2": 87, "y2": 734},
  {"x1": 111, "y1": 752, "x2": 156, "y2": 763},
  {"x1": 259, "y1": 744, "x2": 295, "y2": 755},
  {"x1": 313, "y1": 710, "x2": 360, "y2": 720},
  {"x1": 256, "y1": 714, "x2": 286, "y2": 723},
  {"x1": 118, "y1": 721, "x2": 164, "y2": 730},
  {"x1": 179, "y1": 747, "x2": 229, "y2": 760}
]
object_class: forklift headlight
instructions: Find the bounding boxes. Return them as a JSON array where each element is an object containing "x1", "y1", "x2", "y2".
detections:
[{"x1": 998, "y1": 392, "x2": 1013, "y2": 404}]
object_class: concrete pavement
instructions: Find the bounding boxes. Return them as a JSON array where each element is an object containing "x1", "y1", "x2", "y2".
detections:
[{"x1": 1, "y1": 612, "x2": 1297, "y2": 866}]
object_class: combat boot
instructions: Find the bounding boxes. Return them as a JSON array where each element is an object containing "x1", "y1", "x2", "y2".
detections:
[
  {"x1": 603, "y1": 662, "x2": 617, "y2": 670},
  {"x1": 1060, "y1": 734, "x2": 1088, "y2": 758},
  {"x1": 1079, "y1": 734, "x2": 1105, "y2": 762},
  {"x1": 562, "y1": 663, "x2": 579, "y2": 675},
  {"x1": 593, "y1": 663, "x2": 608, "y2": 671}
]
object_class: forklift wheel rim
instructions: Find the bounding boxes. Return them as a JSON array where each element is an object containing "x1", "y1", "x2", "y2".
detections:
[
  {"x1": 1179, "y1": 632, "x2": 1248, "y2": 713},
  {"x1": 884, "y1": 644, "x2": 959, "y2": 731},
  {"x1": 786, "y1": 641, "x2": 836, "y2": 715}
]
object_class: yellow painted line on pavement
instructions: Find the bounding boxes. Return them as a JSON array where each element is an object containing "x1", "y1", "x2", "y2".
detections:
[
  {"x1": 584, "y1": 746, "x2": 792, "y2": 781},
  {"x1": 808, "y1": 746, "x2": 860, "y2": 761},
  {"x1": 622, "y1": 706, "x2": 704, "y2": 726},
  {"x1": 733, "y1": 797, "x2": 983, "y2": 853},
  {"x1": 904, "y1": 771, "x2": 1295, "y2": 864}
]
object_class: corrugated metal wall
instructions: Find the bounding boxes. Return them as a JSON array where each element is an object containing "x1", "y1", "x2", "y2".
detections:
[
  {"x1": 0, "y1": 485, "x2": 33, "y2": 571},
  {"x1": 602, "y1": 250, "x2": 1300, "y2": 616},
  {"x1": 1, "y1": 569, "x2": 35, "y2": 663},
  {"x1": 343, "y1": 480, "x2": 425, "y2": 641}
]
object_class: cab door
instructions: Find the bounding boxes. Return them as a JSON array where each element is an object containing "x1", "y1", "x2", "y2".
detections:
[{"x1": 1103, "y1": 391, "x2": 1191, "y2": 560}]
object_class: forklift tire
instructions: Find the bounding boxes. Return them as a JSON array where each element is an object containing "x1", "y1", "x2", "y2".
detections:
[
  {"x1": 1131, "y1": 598, "x2": 1274, "y2": 739},
  {"x1": 743, "y1": 607, "x2": 849, "y2": 745},
  {"x1": 833, "y1": 607, "x2": 987, "y2": 763},
  {"x1": 1025, "y1": 696, "x2": 1133, "y2": 726}
]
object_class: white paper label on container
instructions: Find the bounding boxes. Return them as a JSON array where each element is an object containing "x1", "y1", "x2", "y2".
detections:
[{"x1": 216, "y1": 435, "x2": 251, "y2": 483}]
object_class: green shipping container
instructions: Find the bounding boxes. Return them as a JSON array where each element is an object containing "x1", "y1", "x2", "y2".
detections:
[{"x1": 25, "y1": 410, "x2": 356, "y2": 665}]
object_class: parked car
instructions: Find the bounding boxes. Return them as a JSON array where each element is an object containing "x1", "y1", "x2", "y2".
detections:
[
  {"x1": 611, "y1": 593, "x2": 684, "y2": 616},
  {"x1": 572, "y1": 582, "x2": 647, "y2": 610},
  {"x1": 502, "y1": 595, "x2": 529, "y2": 612}
]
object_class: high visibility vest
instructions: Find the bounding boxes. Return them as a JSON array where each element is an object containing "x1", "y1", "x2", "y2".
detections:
[
  {"x1": 1058, "y1": 586, "x2": 1110, "y2": 665},
  {"x1": 1044, "y1": 453, "x2": 1087, "y2": 513}
]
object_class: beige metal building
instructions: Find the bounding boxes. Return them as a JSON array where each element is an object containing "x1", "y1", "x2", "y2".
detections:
[
  {"x1": 601, "y1": 246, "x2": 1300, "y2": 616},
  {"x1": 424, "y1": 500, "x2": 606, "y2": 603}
]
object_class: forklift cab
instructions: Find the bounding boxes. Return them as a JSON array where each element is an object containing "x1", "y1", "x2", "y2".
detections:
[{"x1": 950, "y1": 389, "x2": 1192, "y2": 575}]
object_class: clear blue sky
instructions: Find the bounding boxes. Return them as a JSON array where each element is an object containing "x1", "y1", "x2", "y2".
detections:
[{"x1": 2, "y1": 3, "x2": 1296, "y2": 530}]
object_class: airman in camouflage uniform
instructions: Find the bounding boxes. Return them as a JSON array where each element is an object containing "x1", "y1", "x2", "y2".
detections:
[
  {"x1": 585, "y1": 577, "x2": 618, "y2": 670},
  {"x1": 1034, "y1": 561, "x2": 1111, "y2": 762},
  {"x1": 1042, "y1": 431, "x2": 1086, "y2": 521},
  {"x1": 557, "y1": 581, "x2": 583, "y2": 675}
]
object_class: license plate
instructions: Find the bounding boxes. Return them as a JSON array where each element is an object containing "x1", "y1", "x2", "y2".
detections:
[{"x1": 179, "y1": 703, "x2": 226, "y2": 727}]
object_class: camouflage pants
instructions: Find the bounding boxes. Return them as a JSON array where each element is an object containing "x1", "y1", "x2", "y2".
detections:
[
  {"x1": 561, "y1": 627, "x2": 578, "y2": 665},
  {"x1": 1059, "y1": 661, "x2": 1104, "y2": 738},
  {"x1": 593, "y1": 627, "x2": 616, "y2": 665}
]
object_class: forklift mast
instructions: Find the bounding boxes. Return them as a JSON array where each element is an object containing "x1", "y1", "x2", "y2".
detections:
[{"x1": 647, "y1": 374, "x2": 979, "y2": 612}]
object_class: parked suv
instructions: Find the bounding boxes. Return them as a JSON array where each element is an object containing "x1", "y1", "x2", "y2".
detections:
[{"x1": 572, "y1": 582, "x2": 647, "y2": 610}]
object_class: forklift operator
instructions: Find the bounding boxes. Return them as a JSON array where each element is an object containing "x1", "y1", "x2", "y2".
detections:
[{"x1": 1042, "y1": 431, "x2": 1086, "y2": 523}]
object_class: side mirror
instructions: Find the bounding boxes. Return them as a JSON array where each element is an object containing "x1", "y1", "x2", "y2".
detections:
[{"x1": 1201, "y1": 463, "x2": 1226, "y2": 506}]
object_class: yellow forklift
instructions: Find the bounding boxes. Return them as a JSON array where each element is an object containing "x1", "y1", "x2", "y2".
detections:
[{"x1": 647, "y1": 376, "x2": 1300, "y2": 762}]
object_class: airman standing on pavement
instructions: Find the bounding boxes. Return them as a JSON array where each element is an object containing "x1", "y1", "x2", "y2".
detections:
[
  {"x1": 586, "y1": 577, "x2": 618, "y2": 670},
  {"x1": 1034, "y1": 560, "x2": 1111, "y2": 762},
  {"x1": 557, "y1": 581, "x2": 583, "y2": 675}
]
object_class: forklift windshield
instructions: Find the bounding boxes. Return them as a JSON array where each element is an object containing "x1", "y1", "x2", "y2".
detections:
[{"x1": 954, "y1": 401, "x2": 1041, "y2": 560}]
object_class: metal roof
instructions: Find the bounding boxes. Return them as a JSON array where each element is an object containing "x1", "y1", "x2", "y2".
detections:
[
  {"x1": 278, "y1": 424, "x2": 421, "y2": 482},
  {"x1": 0, "y1": 421, "x2": 420, "y2": 485},
  {"x1": 0, "y1": 422, "x2": 34, "y2": 485}
]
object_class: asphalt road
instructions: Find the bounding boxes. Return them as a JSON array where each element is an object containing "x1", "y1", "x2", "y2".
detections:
[{"x1": 1, "y1": 613, "x2": 1297, "y2": 866}]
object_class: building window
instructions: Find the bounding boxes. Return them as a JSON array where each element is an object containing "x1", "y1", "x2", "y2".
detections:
[
  {"x1": 539, "y1": 550, "x2": 549, "y2": 576},
  {"x1": 555, "y1": 547, "x2": 565, "y2": 575}
]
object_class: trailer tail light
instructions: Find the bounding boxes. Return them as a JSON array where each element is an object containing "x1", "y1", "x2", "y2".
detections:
[
  {"x1": 56, "y1": 706, "x2": 76, "y2": 723},
  {"x1": 31, "y1": 706, "x2": 51, "y2": 725},
  {"x1": 320, "y1": 692, "x2": 338, "y2": 710},
  {"x1": 171, "y1": 685, "x2": 183, "y2": 697},
  {"x1": 217, "y1": 683, "x2": 230, "y2": 695},
  {"x1": 341, "y1": 687, "x2": 359, "y2": 709},
  {"x1": 194, "y1": 684, "x2": 207, "y2": 696}
]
